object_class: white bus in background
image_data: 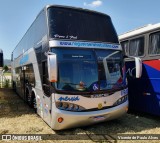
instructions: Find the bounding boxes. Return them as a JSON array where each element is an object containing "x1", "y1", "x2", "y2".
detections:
[
  {"x1": 119, "y1": 23, "x2": 160, "y2": 116},
  {"x1": 11, "y1": 5, "x2": 141, "y2": 130}
]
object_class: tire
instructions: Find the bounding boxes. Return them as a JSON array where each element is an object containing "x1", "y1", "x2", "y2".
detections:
[
  {"x1": 31, "y1": 92, "x2": 37, "y2": 113},
  {"x1": 25, "y1": 89, "x2": 30, "y2": 104},
  {"x1": 12, "y1": 82, "x2": 16, "y2": 92}
]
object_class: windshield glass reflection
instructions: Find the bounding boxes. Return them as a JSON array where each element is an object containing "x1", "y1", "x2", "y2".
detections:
[
  {"x1": 96, "y1": 50, "x2": 123, "y2": 90},
  {"x1": 51, "y1": 48, "x2": 124, "y2": 93}
]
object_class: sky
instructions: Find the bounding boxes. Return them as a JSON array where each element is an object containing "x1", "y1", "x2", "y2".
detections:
[{"x1": 0, "y1": 0, "x2": 160, "y2": 59}]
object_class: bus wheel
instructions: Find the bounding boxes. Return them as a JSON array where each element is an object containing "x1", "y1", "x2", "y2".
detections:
[
  {"x1": 31, "y1": 92, "x2": 37, "y2": 113},
  {"x1": 25, "y1": 89, "x2": 30, "y2": 104},
  {"x1": 13, "y1": 82, "x2": 16, "y2": 92}
]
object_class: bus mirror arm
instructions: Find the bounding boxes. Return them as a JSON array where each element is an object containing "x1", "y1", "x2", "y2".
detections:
[
  {"x1": 134, "y1": 57, "x2": 142, "y2": 78},
  {"x1": 123, "y1": 55, "x2": 128, "y2": 59}
]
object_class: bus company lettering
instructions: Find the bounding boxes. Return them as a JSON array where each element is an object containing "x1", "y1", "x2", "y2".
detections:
[
  {"x1": 126, "y1": 67, "x2": 136, "y2": 77},
  {"x1": 19, "y1": 54, "x2": 29, "y2": 65},
  {"x1": 58, "y1": 96, "x2": 80, "y2": 102},
  {"x1": 54, "y1": 34, "x2": 77, "y2": 40},
  {"x1": 60, "y1": 41, "x2": 72, "y2": 46},
  {"x1": 59, "y1": 41, "x2": 119, "y2": 49}
]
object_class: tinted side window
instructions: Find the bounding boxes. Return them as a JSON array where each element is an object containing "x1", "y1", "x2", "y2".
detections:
[
  {"x1": 13, "y1": 10, "x2": 47, "y2": 60},
  {"x1": 149, "y1": 32, "x2": 160, "y2": 55},
  {"x1": 35, "y1": 11, "x2": 47, "y2": 44},
  {"x1": 25, "y1": 64, "x2": 35, "y2": 87},
  {"x1": 129, "y1": 37, "x2": 144, "y2": 57},
  {"x1": 121, "y1": 41, "x2": 129, "y2": 56}
]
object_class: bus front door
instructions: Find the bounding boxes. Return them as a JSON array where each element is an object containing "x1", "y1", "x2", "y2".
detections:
[
  {"x1": 42, "y1": 85, "x2": 52, "y2": 126},
  {"x1": 42, "y1": 61, "x2": 52, "y2": 125}
]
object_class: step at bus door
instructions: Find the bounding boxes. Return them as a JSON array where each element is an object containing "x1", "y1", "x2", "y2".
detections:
[{"x1": 42, "y1": 84, "x2": 52, "y2": 126}]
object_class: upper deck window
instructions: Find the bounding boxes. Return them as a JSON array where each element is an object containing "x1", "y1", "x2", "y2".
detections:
[
  {"x1": 149, "y1": 32, "x2": 160, "y2": 55},
  {"x1": 129, "y1": 37, "x2": 144, "y2": 57},
  {"x1": 121, "y1": 41, "x2": 129, "y2": 56},
  {"x1": 48, "y1": 7, "x2": 118, "y2": 43}
]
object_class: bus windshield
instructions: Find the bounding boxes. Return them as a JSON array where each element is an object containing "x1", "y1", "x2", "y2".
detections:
[
  {"x1": 96, "y1": 50, "x2": 123, "y2": 91},
  {"x1": 57, "y1": 60, "x2": 98, "y2": 92},
  {"x1": 51, "y1": 48, "x2": 124, "y2": 93},
  {"x1": 47, "y1": 7, "x2": 118, "y2": 43}
]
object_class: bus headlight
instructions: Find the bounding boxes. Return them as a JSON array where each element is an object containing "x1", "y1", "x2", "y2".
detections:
[
  {"x1": 74, "y1": 105, "x2": 79, "y2": 111},
  {"x1": 62, "y1": 102, "x2": 69, "y2": 109},
  {"x1": 56, "y1": 102, "x2": 63, "y2": 108},
  {"x1": 69, "y1": 104, "x2": 74, "y2": 110},
  {"x1": 113, "y1": 95, "x2": 128, "y2": 106},
  {"x1": 56, "y1": 102, "x2": 85, "y2": 111}
]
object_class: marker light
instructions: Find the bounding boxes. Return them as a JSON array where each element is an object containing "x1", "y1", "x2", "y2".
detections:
[{"x1": 58, "y1": 117, "x2": 63, "y2": 123}]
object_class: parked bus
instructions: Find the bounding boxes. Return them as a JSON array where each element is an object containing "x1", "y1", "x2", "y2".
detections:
[
  {"x1": 11, "y1": 5, "x2": 141, "y2": 130},
  {"x1": 0, "y1": 49, "x2": 3, "y2": 67},
  {"x1": 119, "y1": 23, "x2": 160, "y2": 116}
]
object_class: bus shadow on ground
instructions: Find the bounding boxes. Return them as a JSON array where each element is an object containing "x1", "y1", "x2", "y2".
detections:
[
  {"x1": 56, "y1": 112, "x2": 160, "y2": 138},
  {"x1": 0, "y1": 89, "x2": 35, "y2": 118}
]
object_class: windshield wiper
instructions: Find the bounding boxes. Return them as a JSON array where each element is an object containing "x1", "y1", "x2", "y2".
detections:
[
  {"x1": 60, "y1": 82, "x2": 88, "y2": 91},
  {"x1": 61, "y1": 82, "x2": 86, "y2": 86}
]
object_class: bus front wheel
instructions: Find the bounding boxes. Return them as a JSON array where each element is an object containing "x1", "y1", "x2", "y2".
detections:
[{"x1": 31, "y1": 92, "x2": 37, "y2": 113}]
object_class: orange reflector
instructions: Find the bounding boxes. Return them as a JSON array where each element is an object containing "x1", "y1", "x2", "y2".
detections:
[
  {"x1": 125, "y1": 107, "x2": 128, "y2": 112},
  {"x1": 58, "y1": 117, "x2": 63, "y2": 123},
  {"x1": 50, "y1": 80, "x2": 57, "y2": 83}
]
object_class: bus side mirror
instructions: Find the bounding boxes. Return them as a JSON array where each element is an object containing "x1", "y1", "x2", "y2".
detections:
[
  {"x1": 47, "y1": 54, "x2": 57, "y2": 82},
  {"x1": 134, "y1": 57, "x2": 142, "y2": 78}
]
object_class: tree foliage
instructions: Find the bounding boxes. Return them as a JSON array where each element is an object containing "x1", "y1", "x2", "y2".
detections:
[{"x1": 3, "y1": 65, "x2": 9, "y2": 72}]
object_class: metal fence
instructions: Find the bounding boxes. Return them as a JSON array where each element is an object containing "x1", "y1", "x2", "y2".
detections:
[{"x1": 0, "y1": 70, "x2": 12, "y2": 88}]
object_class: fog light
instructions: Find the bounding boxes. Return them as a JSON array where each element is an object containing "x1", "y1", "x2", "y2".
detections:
[{"x1": 58, "y1": 117, "x2": 63, "y2": 123}]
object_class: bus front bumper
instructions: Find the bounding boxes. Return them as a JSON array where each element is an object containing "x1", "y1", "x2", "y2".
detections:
[{"x1": 51, "y1": 101, "x2": 128, "y2": 130}]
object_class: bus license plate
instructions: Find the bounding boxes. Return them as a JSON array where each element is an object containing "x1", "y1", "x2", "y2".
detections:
[{"x1": 93, "y1": 116, "x2": 105, "y2": 121}]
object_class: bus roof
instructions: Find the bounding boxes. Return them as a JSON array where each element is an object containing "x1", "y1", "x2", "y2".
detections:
[{"x1": 119, "y1": 23, "x2": 160, "y2": 40}]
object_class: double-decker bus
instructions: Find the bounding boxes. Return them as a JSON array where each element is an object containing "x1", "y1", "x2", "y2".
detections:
[
  {"x1": 0, "y1": 49, "x2": 3, "y2": 67},
  {"x1": 119, "y1": 23, "x2": 160, "y2": 116},
  {"x1": 11, "y1": 5, "x2": 139, "y2": 130}
]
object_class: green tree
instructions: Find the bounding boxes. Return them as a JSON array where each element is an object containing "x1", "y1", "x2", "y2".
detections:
[{"x1": 3, "y1": 65, "x2": 8, "y2": 72}]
